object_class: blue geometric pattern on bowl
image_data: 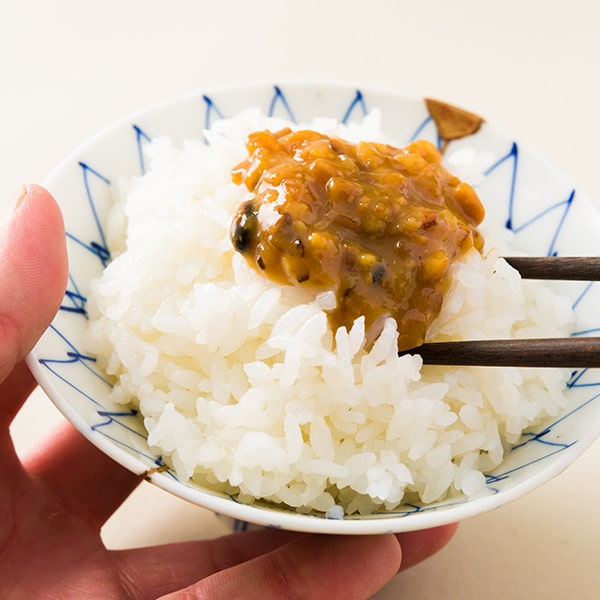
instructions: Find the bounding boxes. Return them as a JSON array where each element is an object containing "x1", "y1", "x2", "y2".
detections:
[{"x1": 28, "y1": 82, "x2": 600, "y2": 534}]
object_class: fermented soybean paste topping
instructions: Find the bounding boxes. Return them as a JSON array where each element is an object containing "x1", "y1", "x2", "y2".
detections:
[{"x1": 230, "y1": 128, "x2": 485, "y2": 351}]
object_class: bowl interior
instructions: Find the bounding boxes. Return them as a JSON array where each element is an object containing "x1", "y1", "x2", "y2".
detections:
[{"x1": 27, "y1": 82, "x2": 600, "y2": 534}]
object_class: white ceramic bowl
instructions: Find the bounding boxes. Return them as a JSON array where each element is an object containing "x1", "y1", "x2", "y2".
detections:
[{"x1": 27, "y1": 81, "x2": 600, "y2": 534}]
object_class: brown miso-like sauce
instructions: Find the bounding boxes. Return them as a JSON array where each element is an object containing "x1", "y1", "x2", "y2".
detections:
[{"x1": 230, "y1": 128, "x2": 485, "y2": 351}]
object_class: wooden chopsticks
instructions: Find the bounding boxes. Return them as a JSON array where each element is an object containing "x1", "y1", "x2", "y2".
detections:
[
  {"x1": 401, "y1": 337, "x2": 600, "y2": 368},
  {"x1": 399, "y1": 256, "x2": 600, "y2": 367},
  {"x1": 504, "y1": 256, "x2": 600, "y2": 281}
]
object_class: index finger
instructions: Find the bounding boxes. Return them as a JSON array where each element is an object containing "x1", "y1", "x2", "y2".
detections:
[{"x1": 158, "y1": 533, "x2": 403, "y2": 600}]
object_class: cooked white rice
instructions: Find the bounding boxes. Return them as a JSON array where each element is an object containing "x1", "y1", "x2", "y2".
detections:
[{"x1": 86, "y1": 109, "x2": 574, "y2": 515}]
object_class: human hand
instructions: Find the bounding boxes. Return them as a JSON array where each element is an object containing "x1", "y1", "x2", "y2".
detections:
[{"x1": 0, "y1": 185, "x2": 457, "y2": 599}]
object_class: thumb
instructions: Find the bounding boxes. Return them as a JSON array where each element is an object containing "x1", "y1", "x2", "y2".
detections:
[{"x1": 0, "y1": 185, "x2": 68, "y2": 383}]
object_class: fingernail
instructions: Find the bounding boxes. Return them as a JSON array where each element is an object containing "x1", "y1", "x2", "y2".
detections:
[
  {"x1": 14, "y1": 184, "x2": 28, "y2": 210},
  {"x1": 7, "y1": 184, "x2": 27, "y2": 215},
  {"x1": 1, "y1": 185, "x2": 27, "y2": 225}
]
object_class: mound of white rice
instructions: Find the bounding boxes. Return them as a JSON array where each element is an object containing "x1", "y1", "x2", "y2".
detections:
[{"x1": 86, "y1": 109, "x2": 574, "y2": 515}]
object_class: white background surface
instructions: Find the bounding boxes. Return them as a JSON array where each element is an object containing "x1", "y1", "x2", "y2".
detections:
[{"x1": 2, "y1": 1, "x2": 600, "y2": 597}]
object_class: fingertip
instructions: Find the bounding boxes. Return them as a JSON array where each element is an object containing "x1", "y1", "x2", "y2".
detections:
[
  {"x1": 396, "y1": 522, "x2": 458, "y2": 571},
  {"x1": 276, "y1": 533, "x2": 403, "y2": 599},
  {"x1": 376, "y1": 532, "x2": 403, "y2": 572},
  {"x1": 17, "y1": 184, "x2": 66, "y2": 236}
]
